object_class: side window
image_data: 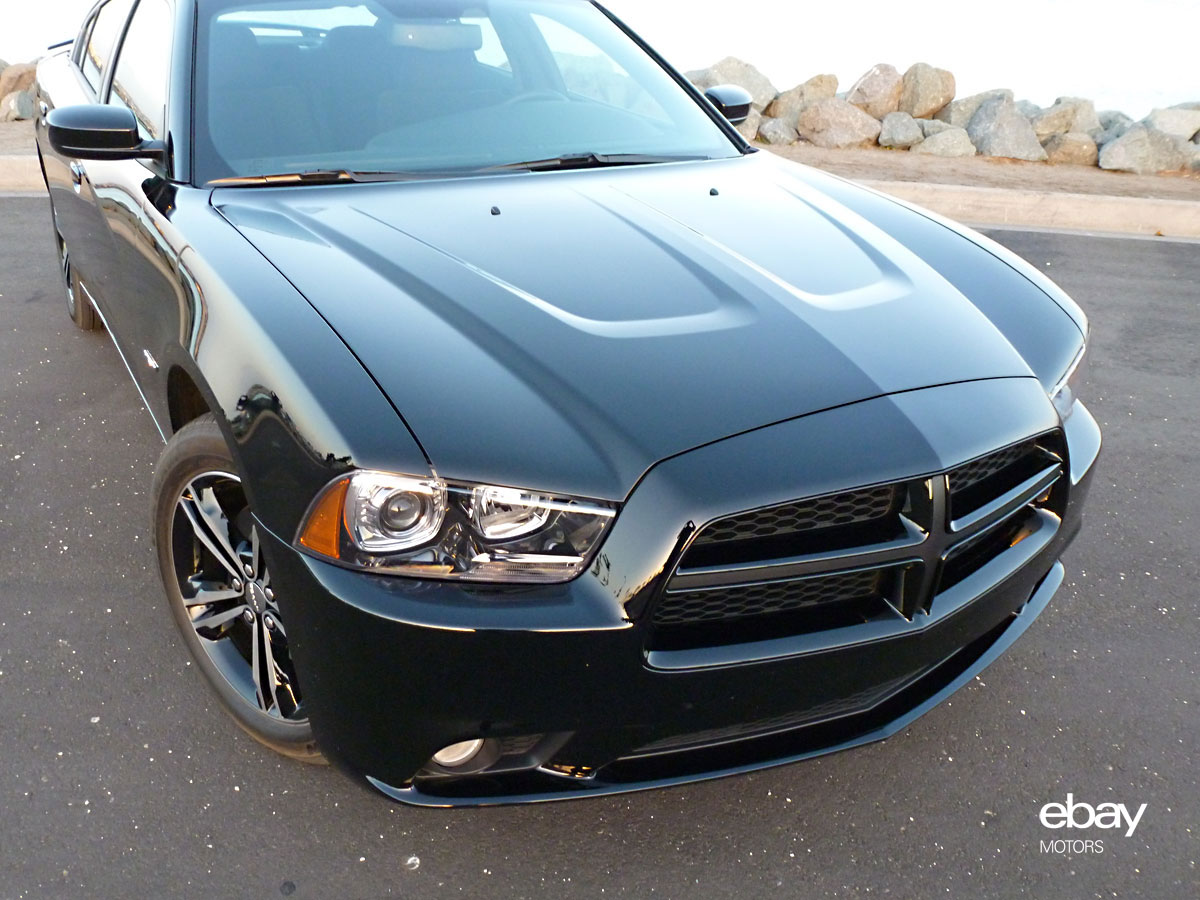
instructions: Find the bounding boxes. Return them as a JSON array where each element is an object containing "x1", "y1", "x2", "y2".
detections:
[
  {"x1": 76, "y1": 13, "x2": 98, "y2": 72},
  {"x1": 81, "y1": 0, "x2": 135, "y2": 93},
  {"x1": 529, "y1": 13, "x2": 665, "y2": 119},
  {"x1": 110, "y1": 0, "x2": 172, "y2": 140}
]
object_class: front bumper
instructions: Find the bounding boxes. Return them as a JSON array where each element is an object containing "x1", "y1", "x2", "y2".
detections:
[{"x1": 263, "y1": 378, "x2": 1100, "y2": 805}]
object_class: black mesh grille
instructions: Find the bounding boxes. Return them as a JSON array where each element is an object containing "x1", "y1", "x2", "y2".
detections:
[
  {"x1": 949, "y1": 440, "x2": 1038, "y2": 494},
  {"x1": 652, "y1": 430, "x2": 1065, "y2": 651},
  {"x1": 654, "y1": 569, "x2": 881, "y2": 627},
  {"x1": 693, "y1": 485, "x2": 898, "y2": 546}
]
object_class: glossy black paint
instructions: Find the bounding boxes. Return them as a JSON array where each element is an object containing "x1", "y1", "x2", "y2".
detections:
[
  {"x1": 261, "y1": 378, "x2": 1099, "y2": 801},
  {"x1": 45, "y1": 104, "x2": 164, "y2": 161},
  {"x1": 35, "y1": 0, "x2": 1099, "y2": 804},
  {"x1": 702, "y1": 84, "x2": 754, "y2": 125},
  {"x1": 374, "y1": 563, "x2": 1067, "y2": 805},
  {"x1": 214, "y1": 154, "x2": 1071, "y2": 502}
]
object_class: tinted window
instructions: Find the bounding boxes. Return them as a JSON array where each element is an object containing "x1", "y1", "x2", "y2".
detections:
[
  {"x1": 194, "y1": 0, "x2": 738, "y2": 184},
  {"x1": 110, "y1": 0, "x2": 172, "y2": 140},
  {"x1": 530, "y1": 13, "x2": 664, "y2": 119},
  {"x1": 81, "y1": 0, "x2": 135, "y2": 92}
]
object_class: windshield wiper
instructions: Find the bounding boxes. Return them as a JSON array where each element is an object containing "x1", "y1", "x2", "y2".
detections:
[
  {"x1": 481, "y1": 152, "x2": 708, "y2": 173},
  {"x1": 207, "y1": 169, "x2": 431, "y2": 187}
]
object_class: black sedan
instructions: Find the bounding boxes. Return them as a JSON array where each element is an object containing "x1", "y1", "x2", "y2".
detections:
[{"x1": 35, "y1": 0, "x2": 1099, "y2": 805}]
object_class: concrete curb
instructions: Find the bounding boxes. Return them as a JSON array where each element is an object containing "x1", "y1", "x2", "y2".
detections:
[
  {"x1": 862, "y1": 180, "x2": 1200, "y2": 239},
  {"x1": 0, "y1": 156, "x2": 45, "y2": 193},
  {"x1": 0, "y1": 153, "x2": 1196, "y2": 237}
]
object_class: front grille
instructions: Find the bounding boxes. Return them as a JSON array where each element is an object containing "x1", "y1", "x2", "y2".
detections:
[
  {"x1": 654, "y1": 569, "x2": 881, "y2": 627},
  {"x1": 950, "y1": 440, "x2": 1037, "y2": 493},
  {"x1": 649, "y1": 431, "x2": 1066, "y2": 651},
  {"x1": 939, "y1": 511, "x2": 1033, "y2": 592},
  {"x1": 693, "y1": 485, "x2": 898, "y2": 546},
  {"x1": 948, "y1": 438, "x2": 1060, "y2": 523}
]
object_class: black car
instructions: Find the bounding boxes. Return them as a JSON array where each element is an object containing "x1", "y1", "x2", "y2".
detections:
[{"x1": 35, "y1": 0, "x2": 1099, "y2": 805}]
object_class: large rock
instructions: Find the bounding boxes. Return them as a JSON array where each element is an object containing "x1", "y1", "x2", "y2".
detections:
[
  {"x1": 764, "y1": 74, "x2": 838, "y2": 123},
  {"x1": 1143, "y1": 107, "x2": 1200, "y2": 140},
  {"x1": 846, "y1": 64, "x2": 903, "y2": 119},
  {"x1": 1098, "y1": 110, "x2": 1133, "y2": 132},
  {"x1": 1014, "y1": 99, "x2": 1042, "y2": 119},
  {"x1": 1042, "y1": 132, "x2": 1099, "y2": 166},
  {"x1": 735, "y1": 108, "x2": 763, "y2": 142},
  {"x1": 898, "y1": 63, "x2": 955, "y2": 118},
  {"x1": 917, "y1": 118, "x2": 955, "y2": 137},
  {"x1": 1099, "y1": 110, "x2": 1132, "y2": 133},
  {"x1": 935, "y1": 89, "x2": 1013, "y2": 128},
  {"x1": 795, "y1": 97, "x2": 882, "y2": 148},
  {"x1": 0, "y1": 90, "x2": 35, "y2": 122},
  {"x1": 1098, "y1": 124, "x2": 1190, "y2": 174},
  {"x1": 878, "y1": 111, "x2": 924, "y2": 148},
  {"x1": 0, "y1": 62, "x2": 36, "y2": 100},
  {"x1": 1094, "y1": 110, "x2": 1133, "y2": 147},
  {"x1": 756, "y1": 116, "x2": 799, "y2": 145},
  {"x1": 685, "y1": 57, "x2": 778, "y2": 112},
  {"x1": 967, "y1": 97, "x2": 1048, "y2": 160},
  {"x1": 910, "y1": 127, "x2": 976, "y2": 157},
  {"x1": 1030, "y1": 97, "x2": 1101, "y2": 139}
]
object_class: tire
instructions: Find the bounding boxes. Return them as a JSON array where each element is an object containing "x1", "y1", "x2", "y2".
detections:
[
  {"x1": 152, "y1": 414, "x2": 324, "y2": 762},
  {"x1": 55, "y1": 229, "x2": 97, "y2": 331}
]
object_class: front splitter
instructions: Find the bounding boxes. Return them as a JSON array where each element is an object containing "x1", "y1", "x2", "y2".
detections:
[{"x1": 365, "y1": 561, "x2": 1064, "y2": 807}]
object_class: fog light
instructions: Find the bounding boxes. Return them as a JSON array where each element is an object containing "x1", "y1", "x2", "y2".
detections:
[{"x1": 432, "y1": 739, "x2": 485, "y2": 768}]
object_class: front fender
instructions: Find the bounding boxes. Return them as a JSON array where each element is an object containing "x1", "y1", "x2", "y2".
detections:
[{"x1": 160, "y1": 188, "x2": 428, "y2": 539}]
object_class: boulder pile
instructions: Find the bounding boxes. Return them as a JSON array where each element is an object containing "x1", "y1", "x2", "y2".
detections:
[
  {"x1": 4, "y1": 50, "x2": 1198, "y2": 177},
  {"x1": 686, "y1": 57, "x2": 1200, "y2": 176},
  {"x1": 0, "y1": 60, "x2": 38, "y2": 123}
]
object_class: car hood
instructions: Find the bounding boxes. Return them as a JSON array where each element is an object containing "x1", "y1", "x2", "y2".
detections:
[{"x1": 214, "y1": 153, "x2": 1036, "y2": 501}]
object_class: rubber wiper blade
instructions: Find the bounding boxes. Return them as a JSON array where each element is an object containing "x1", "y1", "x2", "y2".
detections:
[
  {"x1": 482, "y1": 152, "x2": 707, "y2": 173},
  {"x1": 207, "y1": 169, "x2": 428, "y2": 187}
]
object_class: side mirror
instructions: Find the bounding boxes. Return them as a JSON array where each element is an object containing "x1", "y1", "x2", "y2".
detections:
[
  {"x1": 704, "y1": 84, "x2": 754, "y2": 126},
  {"x1": 46, "y1": 104, "x2": 164, "y2": 162}
]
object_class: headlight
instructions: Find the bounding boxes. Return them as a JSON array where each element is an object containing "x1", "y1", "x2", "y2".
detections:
[
  {"x1": 1050, "y1": 340, "x2": 1088, "y2": 419},
  {"x1": 296, "y1": 471, "x2": 618, "y2": 584}
]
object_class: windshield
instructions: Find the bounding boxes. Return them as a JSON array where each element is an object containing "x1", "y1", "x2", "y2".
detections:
[{"x1": 193, "y1": 0, "x2": 742, "y2": 185}]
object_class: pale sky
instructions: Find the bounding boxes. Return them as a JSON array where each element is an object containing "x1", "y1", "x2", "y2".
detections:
[{"x1": 2, "y1": 0, "x2": 1197, "y2": 119}]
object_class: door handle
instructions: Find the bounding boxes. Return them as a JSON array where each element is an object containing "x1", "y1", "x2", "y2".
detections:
[
  {"x1": 69, "y1": 161, "x2": 86, "y2": 193},
  {"x1": 39, "y1": 101, "x2": 49, "y2": 126}
]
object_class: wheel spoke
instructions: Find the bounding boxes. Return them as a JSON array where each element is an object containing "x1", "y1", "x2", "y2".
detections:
[
  {"x1": 259, "y1": 621, "x2": 283, "y2": 716},
  {"x1": 264, "y1": 623, "x2": 300, "y2": 718},
  {"x1": 250, "y1": 616, "x2": 269, "y2": 713},
  {"x1": 178, "y1": 483, "x2": 243, "y2": 582},
  {"x1": 170, "y1": 467, "x2": 305, "y2": 724},
  {"x1": 182, "y1": 577, "x2": 242, "y2": 607},
  {"x1": 250, "y1": 527, "x2": 262, "y2": 582},
  {"x1": 191, "y1": 603, "x2": 249, "y2": 632}
]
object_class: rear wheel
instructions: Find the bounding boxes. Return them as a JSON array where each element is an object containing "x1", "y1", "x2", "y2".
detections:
[
  {"x1": 152, "y1": 415, "x2": 324, "y2": 762},
  {"x1": 56, "y1": 230, "x2": 96, "y2": 331}
]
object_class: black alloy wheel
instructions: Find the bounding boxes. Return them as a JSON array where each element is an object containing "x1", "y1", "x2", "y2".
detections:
[{"x1": 152, "y1": 415, "x2": 323, "y2": 761}]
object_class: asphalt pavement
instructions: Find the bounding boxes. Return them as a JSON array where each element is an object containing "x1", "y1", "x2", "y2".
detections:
[{"x1": 0, "y1": 195, "x2": 1196, "y2": 899}]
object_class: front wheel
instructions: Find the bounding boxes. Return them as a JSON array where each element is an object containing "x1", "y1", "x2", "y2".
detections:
[{"x1": 151, "y1": 415, "x2": 324, "y2": 762}]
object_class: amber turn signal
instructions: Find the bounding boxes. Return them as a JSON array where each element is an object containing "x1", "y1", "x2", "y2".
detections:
[{"x1": 298, "y1": 477, "x2": 350, "y2": 559}]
